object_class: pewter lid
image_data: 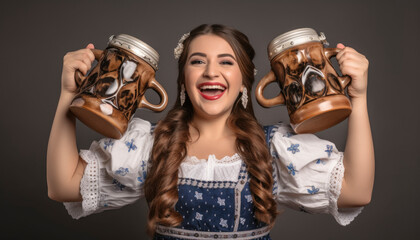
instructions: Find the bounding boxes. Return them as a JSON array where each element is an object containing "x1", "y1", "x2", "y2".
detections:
[
  {"x1": 267, "y1": 28, "x2": 328, "y2": 61},
  {"x1": 108, "y1": 34, "x2": 159, "y2": 71}
]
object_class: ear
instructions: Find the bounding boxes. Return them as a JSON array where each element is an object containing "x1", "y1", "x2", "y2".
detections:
[{"x1": 241, "y1": 85, "x2": 245, "y2": 93}]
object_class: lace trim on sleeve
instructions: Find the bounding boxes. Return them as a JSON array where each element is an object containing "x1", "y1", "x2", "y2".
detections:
[
  {"x1": 327, "y1": 153, "x2": 363, "y2": 226},
  {"x1": 63, "y1": 148, "x2": 100, "y2": 219},
  {"x1": 79, "y1": 149, "x2": 100, "y2": 212}
]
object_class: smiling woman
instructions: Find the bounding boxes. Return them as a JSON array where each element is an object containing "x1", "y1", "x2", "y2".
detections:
[
  {"x1": 48, "y1": 23, "x2": 374, "y2": 240},
  {"x1": 184, "y1": 34, "x2": 244, "y2": 120},
  {"x1": 144, "y1": 24, "x2": 278, "y2": 237}
]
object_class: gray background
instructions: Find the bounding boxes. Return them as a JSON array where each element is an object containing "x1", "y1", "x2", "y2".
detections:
[{"x1": 0, "y1": 0, "x2": 419, "y2": 239}]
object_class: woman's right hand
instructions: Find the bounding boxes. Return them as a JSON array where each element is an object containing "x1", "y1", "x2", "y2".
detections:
[
  {"x1": 61, "y1": 43, "x2": 95, "y2": 94},
  {"x1": 48, "y1": 43, "x2": 95, "y2": 202}
]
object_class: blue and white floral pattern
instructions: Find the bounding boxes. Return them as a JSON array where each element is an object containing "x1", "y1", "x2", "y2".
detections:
[
  {"x1": 219, "y1": 218, "x2": 228, "y2": 228},
  {"x1": 325, "y1": 145, "x2": 334, "y2": 157},
  {"x1": 64, "y1": 118, "x2": 361, "y2": 239},
  {"x1": 137, "y1": 170, "x2": 146, "y2": 183},
  {"x1": 287, "y1": 143, "x2": 300, "y2": 154},
  {"x1": 287, "y1": 163, "x2": 298, "y2": 176},
  {"x1": 244, "y1": 195, "x2": 253, "y2": 203},
  {"x1": 112, "y1": 179, "x2": 126, "y2": 191},
  {"x1": 307, "y1": 186, "x2": 320, "y2": 194},
  {"x1": 115, "y1": 167, "x2": 129, "y2": 176},
  {"x1": 103, "y1": 139, "x2": 114, "y2": 150},
  {"x1": 195, "y1": 212, "x2": 203, "y2": 221},
  {"x1": 194, "y1": 191, "x2": 203, "y2": 200},
  {"x1": 125, "y1": 139, "x2": 137, "y2": 152},
  {"x1": 217, "y1": 197, "x2": 225, "y2": 206}
]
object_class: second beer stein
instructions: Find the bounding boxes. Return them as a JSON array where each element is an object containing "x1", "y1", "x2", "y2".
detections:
[
  {"x1": 256, "y1": 28, "x2": 352, "y2": 133},
  {"x1": 70, "y1": 34, "x2": 168, "y2": 139}
]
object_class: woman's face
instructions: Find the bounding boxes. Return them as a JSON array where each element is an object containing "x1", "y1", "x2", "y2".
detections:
[{"x1": 184, "y1": 34, "x2": 243, "y2": 120}]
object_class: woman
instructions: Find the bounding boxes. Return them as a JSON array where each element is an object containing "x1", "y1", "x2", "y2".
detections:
[{"x1": 47, "y1": 24, "x2": 374, "y2": 239}]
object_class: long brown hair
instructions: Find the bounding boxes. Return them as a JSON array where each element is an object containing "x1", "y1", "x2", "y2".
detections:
[{"x1": 144, "y1": 24, "x2": 277, "y2": 236}]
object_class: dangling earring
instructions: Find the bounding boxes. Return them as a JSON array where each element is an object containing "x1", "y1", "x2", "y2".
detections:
[
  {"x1": 241, "y1": 87, "x2": 248, "y2": 109},
  {"x1": 180, "y1": 84, "x2": 186, "y2": 106}
]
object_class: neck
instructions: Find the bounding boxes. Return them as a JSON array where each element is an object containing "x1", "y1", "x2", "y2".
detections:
[{"x1": 189, "y1": 112, "x2": 233, "y2": 141}]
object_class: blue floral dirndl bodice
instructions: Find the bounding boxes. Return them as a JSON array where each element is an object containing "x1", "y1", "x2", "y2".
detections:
[{"x1": 154, "y1": 163, "x2": 270, "y2": 240}]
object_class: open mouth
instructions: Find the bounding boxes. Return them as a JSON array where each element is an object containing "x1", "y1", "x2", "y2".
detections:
[{"x1": 198, "y1": 83, "x2": 226, "y2": 100}]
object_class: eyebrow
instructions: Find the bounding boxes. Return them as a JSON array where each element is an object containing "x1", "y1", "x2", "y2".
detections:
[
  {"x1": 188, "y1": 52, "x2": 237, "y2": 61},
  {"x1": 218, "y1": 53, "x2": 236, "y2": 61}
]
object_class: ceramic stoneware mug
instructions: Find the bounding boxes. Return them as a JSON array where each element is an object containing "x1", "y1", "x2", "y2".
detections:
[
  {"x1": 70, "y1": 34, "x2": 168, "y2": 139},
  {"x1": 256, "y1": 28, "x2": 351, "y2": 133}
]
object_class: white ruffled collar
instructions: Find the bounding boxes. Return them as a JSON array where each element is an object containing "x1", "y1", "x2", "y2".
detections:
[
  {"x1": 183, "y1": 153, "x2": 242, "y2": 165},
  {"x1": 179, "y1": 153, "x2": 242, "y2": 181}
]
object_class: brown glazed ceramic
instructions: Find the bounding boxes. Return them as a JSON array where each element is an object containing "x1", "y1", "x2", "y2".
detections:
[
  {"x1": 70, "y1": 34, "x2": 168, "y2": 139},
  {"x1": 256, "y1": 28, "x2": 352, "y2": 133}
]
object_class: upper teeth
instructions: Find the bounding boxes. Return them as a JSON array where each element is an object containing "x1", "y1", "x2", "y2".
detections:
[{"x1": 200, "y1": 85, "x2": 226, "y2": 90}]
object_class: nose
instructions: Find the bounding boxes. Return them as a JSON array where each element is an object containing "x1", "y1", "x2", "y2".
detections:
[{"x1": 203, "y1": 61, "x2": 219, "y2": 79}]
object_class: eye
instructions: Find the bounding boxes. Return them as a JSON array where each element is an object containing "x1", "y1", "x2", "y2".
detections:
[
  {"x1": 220, "y1": 60, "x2": 234, "y2": 65},
  {"x1": 190, "y1": 59, "x2": 205, "y2": 65}
]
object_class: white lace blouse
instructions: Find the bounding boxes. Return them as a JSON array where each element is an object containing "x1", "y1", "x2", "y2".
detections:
[{"x1": 63, "y1": 117, "x2": 362, "y2": 226}]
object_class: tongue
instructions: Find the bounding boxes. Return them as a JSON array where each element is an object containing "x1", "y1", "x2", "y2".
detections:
[{"x1": 202, "y1": 89, "x2": 223, "y2": 96}]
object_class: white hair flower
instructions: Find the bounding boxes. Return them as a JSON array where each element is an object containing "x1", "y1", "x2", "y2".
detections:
[{"x1": 174, "y1": 32, "x2": 190, "y2": 60}]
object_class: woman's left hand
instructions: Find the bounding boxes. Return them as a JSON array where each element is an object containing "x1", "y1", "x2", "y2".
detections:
[{"x1": 336, "y1": 43, "x2": 369, "y2": 100}]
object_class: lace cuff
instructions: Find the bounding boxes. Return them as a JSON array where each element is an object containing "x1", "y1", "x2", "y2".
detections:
[
  {"x1": 327, "y1": 153, "x2": 363, "y2": 225},
  {"x1": 63, "y1": 148, "x2": 101, "y2": 219},
  {"x1": 63, "y1": 118, "x2": 152, "y2": 219}
]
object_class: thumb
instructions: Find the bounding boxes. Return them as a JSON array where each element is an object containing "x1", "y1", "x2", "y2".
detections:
[
  {"x1": 86, "y1": 43, "x2": 95, "y2": 49},
  {"x1": 337, "y1": 43, "x2": 345, "y2": 49}
]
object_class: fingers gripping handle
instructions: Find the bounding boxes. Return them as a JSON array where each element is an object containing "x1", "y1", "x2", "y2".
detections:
[
  {"x1": 138, "y1": 78, "x2": 168, "y2": 112},
  {"x1": 256, "y1": 70, "x2": 285, "y2": 107},
  {"x1": 74, "y1": 49, "x2": 103, "y2": 89},
  {"x1": 324, "y1": 48, "x2": 351, "y2": 88}
]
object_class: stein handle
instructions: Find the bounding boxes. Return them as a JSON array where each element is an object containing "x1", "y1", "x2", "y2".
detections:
[
  {"x1": 256, "y1": 70, "x2": 285, "y2": 107},
  {"x1": 74, "y1": 49, "x2": 103, "y2": 88},
  {"x1": 138, "y1": 77, "x2": 168, "y2": 112},
  {"x1": 324, "y1": 48, "x2": 352, "y2": 88}
]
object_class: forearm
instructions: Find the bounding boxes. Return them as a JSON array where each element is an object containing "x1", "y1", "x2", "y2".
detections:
[
  {"x1": 338, "y1": 96, "x2": 375, "y2": 207},
  {"x1": 47, "y1": 92, "x2": 84, "y2": 202}
]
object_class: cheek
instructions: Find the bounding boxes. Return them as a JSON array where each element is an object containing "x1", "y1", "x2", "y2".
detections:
[
  {"x1": 227, "y1": 70, "x2": 243, "y2": 89},
  {"x1": 184, "y1": 67, "x2": 200, "y2": 83},
  {"x1": 184, "y1": 76, "x2": 198, "y2": 99}
]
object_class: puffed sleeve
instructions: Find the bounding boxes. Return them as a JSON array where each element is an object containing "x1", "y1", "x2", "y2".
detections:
[
  {"x1": 268, "y1": 123, "x2": 363, "y2": 226},
  {"x1": 63, "y1": 118, "x2": 154, "y2": 219}
]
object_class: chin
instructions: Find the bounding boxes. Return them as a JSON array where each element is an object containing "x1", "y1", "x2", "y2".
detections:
[{"x1": 196, "y1": 107, "x2": 232, "y2": 119}]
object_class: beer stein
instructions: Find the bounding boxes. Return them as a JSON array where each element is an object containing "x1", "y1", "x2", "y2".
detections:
[
  {"x1": 70, "y1": 34, "x2": 168, "y2": 139},
  {"x1": 256, "y1": 28, "x2": 351, "y2": 133}
]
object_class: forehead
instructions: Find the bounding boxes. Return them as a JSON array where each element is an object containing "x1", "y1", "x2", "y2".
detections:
[{"x1": 188, "y1": 34, "x2": 235, "y2": 56}]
